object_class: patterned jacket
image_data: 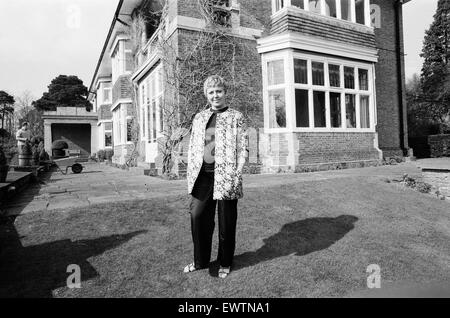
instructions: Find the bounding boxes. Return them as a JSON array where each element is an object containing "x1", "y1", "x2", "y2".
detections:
[{"x1": 187, "y1": 107, "x2": 248, "y2": 200}]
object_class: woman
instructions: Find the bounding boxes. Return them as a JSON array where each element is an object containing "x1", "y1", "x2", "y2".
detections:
[{"x1": 184, "y1": 75, "x2": 248, "y2": 279}]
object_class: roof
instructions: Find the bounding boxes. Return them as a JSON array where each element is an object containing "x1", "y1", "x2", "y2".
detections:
[{"x1": 88, "y1": 0, "x2": 143, "y2": 98}]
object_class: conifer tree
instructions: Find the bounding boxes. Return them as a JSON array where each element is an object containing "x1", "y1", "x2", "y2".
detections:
[{"x1": 419, "y1": 0, "x2": 450, "y2": 133}]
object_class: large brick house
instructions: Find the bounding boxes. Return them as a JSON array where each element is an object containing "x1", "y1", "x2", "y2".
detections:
[{"x1": 88, "y1": 0, "x2": 411, "y2": 174}]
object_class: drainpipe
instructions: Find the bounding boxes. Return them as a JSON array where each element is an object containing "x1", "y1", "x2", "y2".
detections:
[
  {"x1": 88, "y1": 0, "x2": 125, "y2": 99},
  {"x1": 395, "y1": 0, "x2": 408, "y2": 156}
]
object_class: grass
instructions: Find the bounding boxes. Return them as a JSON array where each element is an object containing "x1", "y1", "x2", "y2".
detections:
[{"x1": 0, "y1": 173, "x2": 449, "y2": 297}]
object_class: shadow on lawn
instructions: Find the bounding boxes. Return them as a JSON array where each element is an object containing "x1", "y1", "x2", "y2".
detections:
[
  {"x1": 0, "y1": 218, "x2": 146, "y2": 298},
  {"x1": 232, "y1": 215, "x2": 358, "y2": 271}
]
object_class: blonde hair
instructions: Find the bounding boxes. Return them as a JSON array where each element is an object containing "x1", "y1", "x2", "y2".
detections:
[{"x1": 203, "y1": 75, "x2": 227, "y2": 97}]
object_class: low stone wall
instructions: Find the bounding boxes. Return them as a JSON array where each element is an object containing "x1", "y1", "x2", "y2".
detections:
[
  {"x1": 422, "y1": 169, "x2": 450, "y2": 200},
  {"x1": 428, "y1": 134, "x2": 450, "y2": 158}
]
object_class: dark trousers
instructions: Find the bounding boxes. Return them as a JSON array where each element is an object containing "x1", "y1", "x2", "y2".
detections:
[{"x1": 190, "y1": 167, "x2": 238, "y2": 269}]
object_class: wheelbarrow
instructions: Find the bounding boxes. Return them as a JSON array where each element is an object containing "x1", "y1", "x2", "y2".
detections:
[{"x1": 51, "y1": 156, "x2": 89, "y2": 175}]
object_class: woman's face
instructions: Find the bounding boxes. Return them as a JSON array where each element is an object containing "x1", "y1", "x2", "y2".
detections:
[{"x1": 206, "y1": 86, "x2": 226, "y2": 109}]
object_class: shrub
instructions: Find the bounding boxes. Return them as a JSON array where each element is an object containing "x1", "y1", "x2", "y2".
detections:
[
  {"x1": 1, "y1": 137, "x2": 18, "y2": 162},
  {"x1": 0, "y1": 147, "x2": 7, "y2": 166},
  {"x1": 415, "y1": 182, "x2": 432, "y2": 194},
  {"x1": 0, "y1": 129, "x2": 11, "y2": 139},
  {"x1": 52, "y1": 140, "x2": 69, "y2": 150},
  {"x1": 30, "y1": 136, "x2": 44, "y2": 145},
  {"x1": 105, "y1": 149, "x2": 114, "y2": 161},
  {"x1": 97, "y1": 150, "x2": 106, "y2": 161}
]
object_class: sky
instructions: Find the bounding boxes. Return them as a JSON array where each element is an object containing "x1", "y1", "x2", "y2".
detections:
[
  {"x1": 0, "y1": 0, "x2": 440, "y2": 101},
  {"x1": 0, "y1": 0, "x2": 119, "y2": 100},
  {"x1": 403, "y1": 0, "x2": 438, "y2": 81}
]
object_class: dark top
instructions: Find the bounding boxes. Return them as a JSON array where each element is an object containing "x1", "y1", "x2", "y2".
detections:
[{"x1": 203, "y1": 106, "x2": 228, "y2": 173}]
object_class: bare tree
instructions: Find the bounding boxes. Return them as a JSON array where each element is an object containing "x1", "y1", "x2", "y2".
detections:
[
  {"x1": 127, "y1": 0, "x2": 263, "y2": 175},
  {"x1": 14, "y1": 91, "x2": 44, "y2": 138}
]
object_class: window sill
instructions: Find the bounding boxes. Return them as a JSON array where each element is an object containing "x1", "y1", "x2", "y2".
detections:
[{"x1": 264, "y1": 127, "x2": 376, "y2": 133}]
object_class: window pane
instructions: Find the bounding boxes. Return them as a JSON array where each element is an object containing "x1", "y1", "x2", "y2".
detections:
[
  {"x1": 125, "y1": 52, "x2": 133, "y2": 72},
  {"x1": 292, "y1": 0, "x2": 304, "y2": 9},
  {"x1": 276, "y1": 0, "x2": 285, "y2": 11},
  {"x1": 360, "y1": 96, "x2": 370, "y2": 128},
  {"x1": 345, "y1": 94, "x2": 356, "y2": 128},
  {"x1": 341, "y1": 0, "x2": 351, "y2": 21},
  {"x1": 313, "y1": 91, "x2": 326, "y2": 128},
  {"x1": 104, "y1": 88, "x2": 111, "y2": 103},
  {"x1": 329, "y1": 64, "x2": 340, "y2": 87},
  {"x1": 359, "y1": 69, "x2": 369, "y2": 90},
  {"x1": 152, "y1": 100, "x2": 157, "y2": 139},
  {"x1": 325, "y1": 0, "x2": 337, "y2": 18},
  {"x1": 330, "y1": 92, "x2": 342, "y2": 128},
  {"x1": 269, "y1": 89, "x2": 286, "y2": 128},
  {"x1": 105, "y1": 122, "x2": 112, "y2": 131},
  {"x1": 312, "y1": 62, "x2": 324, "y2": 86},
  {"x1": 148, "y1": 102, "x2": 152, "y2": 141},
  {"x1": 295, "y1": 89, "x2": 309, "y2": 127},
  {"x1": 355, "y1": 0, "x2": 365, "y2": 25},
  {"x1": 105, "y1": 132, "x2": 112, "y2": 147},
  {"x1": 294, "y1": 59, "x2": 308, "y2": 84},
  {"x1": 158, "y1": 96, "x2": 164, "y2": 132},
  {"x1": 268, "y1": 60, "x2": 285, "y2": 86},
  {"x1": 127, "y1": 118, "x2": 133, "y2": 142},
  {"x1": 344, "y1": 67, "x2": 355, "y2": 89},
  {"x1": 309, "y1": 0, "x2": 321, "y2": 14}
]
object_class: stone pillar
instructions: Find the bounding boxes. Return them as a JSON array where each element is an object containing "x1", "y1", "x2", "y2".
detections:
[
  {"x1": 44, "y1": 122, "x2": 52, "y2": 155},
  {"x1": 90, "y1": 123, "x2": 99, "y2": 155}
]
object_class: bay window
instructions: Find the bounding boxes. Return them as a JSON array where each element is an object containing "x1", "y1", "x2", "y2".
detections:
[
  {"x1": 308, "y1": 0, "x2": 321, "y2": 15},
  {"x1": 138, "y1": 64, "x2": 164, "y2": 143},
  {"x1": 111, "y1": 39, "x2": 133, "y2": 83},
  {"x1": 264, "y1": 52, "x2": 375, "y2": 132},
  {"x1": 267, "y1": 59, "x2": 287, "y2": 128},
  {"x1": 272, "y1": 0, "x2": 371, "y2": 27},
  {"x1": 104, "y1": 122, "x2": 112, "y2": 148}
]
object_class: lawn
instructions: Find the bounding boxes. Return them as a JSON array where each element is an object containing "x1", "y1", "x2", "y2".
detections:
[{"x1": 0, "y1": 172, "x2": 449, "y2": 297}]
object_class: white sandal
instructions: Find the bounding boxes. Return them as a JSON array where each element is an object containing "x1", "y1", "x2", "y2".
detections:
[
  {"x1": 183, "y1": 263, "x2": 197, "y2": 273},
  {"x1": 218, "y1": 267, "x2": 230, "y2": 279}
]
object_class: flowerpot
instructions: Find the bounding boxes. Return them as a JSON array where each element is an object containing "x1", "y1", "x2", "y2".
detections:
[
  {"x1": 18, "y1": 154, "x2": 33, "y2": 167},
  {"x1": 0, "y1": 165, "x2": 9, "y2": 183}
]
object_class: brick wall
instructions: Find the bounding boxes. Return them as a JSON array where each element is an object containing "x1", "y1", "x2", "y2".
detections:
[
  {"x1": 177, "y1": 0, "x2": 203, "y2": 20},
  {"x1": 372, "y1": 0, "x2": 407, "y2": 157},
  {"x1": 112, "y1": 143, "x2": 135, "y2": 165},
  {"x1": 239, "y1": 0, "x2": 272, "y2": 32},
  {"x1": 258, "y1": 131, "x2": 381, "y2": 172},
  {"x1": 271, "y1": 8, "x2": 376, "y2": 50},
  {"x1": 112, "y1": 75, "x2": 132, "y2": 104},
  {"x1": 294, "y1": 132, "x2": 380, "y2": 163},
  {"x1": 176, "y1": 29, "x2": 264, "y2": 128}
]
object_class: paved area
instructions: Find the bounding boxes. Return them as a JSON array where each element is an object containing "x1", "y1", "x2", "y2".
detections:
[
  {"x1": 2, "y1": 161, "x2": 428, "y2": 217},
  {"x1": 413, "y1": 157, "x2": 450, "y2": 170}
]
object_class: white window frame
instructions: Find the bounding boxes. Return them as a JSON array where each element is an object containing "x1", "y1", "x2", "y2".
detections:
[
  {"x1": 101, "y1": 121, "x2": 113, "y2": 149},
  {"x1": 103, "y1": 86, "x2": 112, "y2": 104},
  {"x1": 272, "y1": 0, "x2": 371, "y2": 27},
  {"x1": 139, "y1": 63, "x2": 164, "y2": 144},
  {"x1": 111, "y1": 39, "x2": 133, "y2": 84},
  {"x1": 263, "y1": 52, "x2": 291, "y2": 131},
  {"x1": 262, "y1": 50, "x2": 376, "y2": 133}
]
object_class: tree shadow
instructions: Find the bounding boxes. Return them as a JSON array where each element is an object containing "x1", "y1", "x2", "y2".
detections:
[
  {"x1": 0, "y1": 218, "x2": 146, "y2": 298},
  {"x1": 2, "y1": 170, "x2": 54, "y2": 217},
  {"x1": 232, "y1": 215, "x2": 358, "y2": 271}
]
